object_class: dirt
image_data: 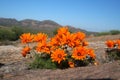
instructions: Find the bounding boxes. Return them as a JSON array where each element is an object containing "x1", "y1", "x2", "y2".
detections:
[{"x1": 0, "y1": 34, "x2": 120, "y2": 80}]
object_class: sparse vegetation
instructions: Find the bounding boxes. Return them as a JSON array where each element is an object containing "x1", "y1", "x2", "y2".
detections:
[
  {"x1": 29, "y1": 54, "x2": 57, "y2": 69},
  {"x1": 0, "y1": 26, "x2": 24, "y2": 41},
  {"x1": 106, "y1": 39, "x2": 120, "y2": 61},
  {"x1": 97, "y1": 30, "x2": 120, "y2": 36},
  {"x1": 0, "y1": 27, "x2": 15, "y2": 41},
  {"x1": 110, "y1": 30, "x2": 120, "y2": 35}
]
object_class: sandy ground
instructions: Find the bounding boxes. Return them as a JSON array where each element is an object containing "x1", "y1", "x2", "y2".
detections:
[{"x1": 0, "y1": 34, "x2": 120, "y2": 80}]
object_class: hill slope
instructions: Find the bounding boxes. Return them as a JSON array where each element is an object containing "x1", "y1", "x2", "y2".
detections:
[{"x1": 0, "y1": 18, "x2": 96, "y2": 36}]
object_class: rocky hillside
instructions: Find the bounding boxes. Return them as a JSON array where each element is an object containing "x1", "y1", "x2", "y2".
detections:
[
  {"x1": 0, "y1": 18, "x2": 60, "y2": 27},
  {"x1": 0, "y1": 18, "x2": 96, "y2": 35}
]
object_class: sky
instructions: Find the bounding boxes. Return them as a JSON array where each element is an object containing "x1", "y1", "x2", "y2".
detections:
[{"x1": 0, "y1": 0, "x2": 120, "y2": 32}]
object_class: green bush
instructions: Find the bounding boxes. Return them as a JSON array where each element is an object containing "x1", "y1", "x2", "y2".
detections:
[
  {"x1": 0, "y1": 28, "x2": 15, "y2": 41},
  {"x1": 106, "y1": 49, "x2": 120, "y2": 61},
  {"x1": 97, "y1": 30, "x2": 120, "y2": 36},
  {"x1": 96, "y1": 32, "x2": 110, "y2": 36},
  {"x1": 53, "y1": 28, "x2": 59, "y2": 35},
  {"x1": 0, "y1": 26, "x2": 25, "y2": 41},
  {"x1": 11, "y1": 26, "x2": 24, "y2": 40},
  {"x1": 110, "y1": 30, "x2": 120, "y2": 35},
  {"x1": 29, "y1": 54, "x2": 57, "y2": 69}
]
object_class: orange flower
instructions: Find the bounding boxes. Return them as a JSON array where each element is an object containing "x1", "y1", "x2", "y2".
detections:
[
  {"x1": 34, "y1": 33, "x2": 47, "y2": 42},
  {"x1": 49, "y1": 35, "x2": 62, "y2": 51},
  {"x1": 87, "y1": 48, "x2": 96, "y2": 59},
  {"x1": 72, "y1": 34, "x2": 80, "y2": 47},
  {"x1": 57, "y1": 32, "x2": 79, "y2": 47},
  {"x1": 68, "y1": 61, "x2": 75, "y2": 68},
  {"x1": 51, "y1": 48, "x2": 67, "y2": 64},
  {"x1": 50, "y1": 36, "x2": 60, "y2": 45},
  {"x1": 57, "y1": 27, "x2": 69, "y2": 35},
  {"x1": 117, "y1": 44, "x2": 120, "y2": 49},
  {"x1": 21, "y1": 46, "x2": 31, "y2": 57},
  {"x1": 60, "y1": 32, "x2": 75, "y2": 47},
  {"x1": 116, "y1": 40, "x2": 120, "y2": 46},
  {"x1": 36, "y1": 41, "x2": 50, "y2": 54},
  {"x1": 72, "y1": 46, "x2": 87, "y2": 60},
  {"x1": 20, "y1": 33, "x2": 34, "y2": 44},
  {"x1": 116, "y1": 40, "x2": 120, "y2": 49},
  {"x1": 106, "y1": 40, "x2": 114, "y2": 48},
  {"x1": 82, "y1": 41, "x2": 89, "y2": 46},
  {"x1": 75, "y1": 32, "x2": 86, "y2": 41}
]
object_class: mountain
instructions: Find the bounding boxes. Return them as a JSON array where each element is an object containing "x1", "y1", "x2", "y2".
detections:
[
  {"x1": 0, "y1": 18, "x2": 96, "y2": 36},
  {"x1": 0, "y1": 18, "x2": 18, "y2": 26}
]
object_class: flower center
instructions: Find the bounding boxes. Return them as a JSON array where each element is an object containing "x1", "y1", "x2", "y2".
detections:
[
  {"x1": 58, "y1": 54, "x2": 62, "y2": 58},
  {"x1": 77, "y1": 52, "x2": 81, "y2": 56}
]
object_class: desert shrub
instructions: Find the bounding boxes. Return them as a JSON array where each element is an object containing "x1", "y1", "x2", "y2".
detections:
[
  {"x1": 20, "y1": 27, "x2": 97, "y2": 69},
  {"x1": 96, "y1": 32, "x2": 110, "y2": 36},
  {"x1": 29, "y1": 54, "x2": 57, "y2": 69},
  {"x1": 11, "y1": 26, "x2": 24, "y2": 40},
  {"x1": 53, "y1": 28, "x2": 59, "y2": 35},
  {"x1": 0, "y1": 26, "x2": 24, "y2": 41},
  {"x1": 107, "y1": 49, "x2": 120, "y2": 61},
  {"x1": 105, "y1": 40, "x2": 120, "y2": 61},
  {"x1": 97, "y1": 30, "x2": 120, "y2": 36},
  {"x1": 110, "y1": 30, "x2": 120, "y2": 35},
  {"x1": 0, "y1": 28, "x2": 16, "y2": 41}
]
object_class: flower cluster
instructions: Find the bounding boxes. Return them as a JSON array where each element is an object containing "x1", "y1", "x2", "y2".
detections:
[
  {"x1": 105, "y1": 39, "x2": 120, "y2": 61},
  {"x1": 106, "y1": 39, "x2": 120, "y2": 49},
  {"x1": 20, "y1": 27, "x2": 96, "y2": 68}
]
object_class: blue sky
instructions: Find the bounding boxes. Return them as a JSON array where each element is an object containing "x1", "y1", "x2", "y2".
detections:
[{"x1": 0, "y1": 0, "x2": 120, "y2": 32}]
